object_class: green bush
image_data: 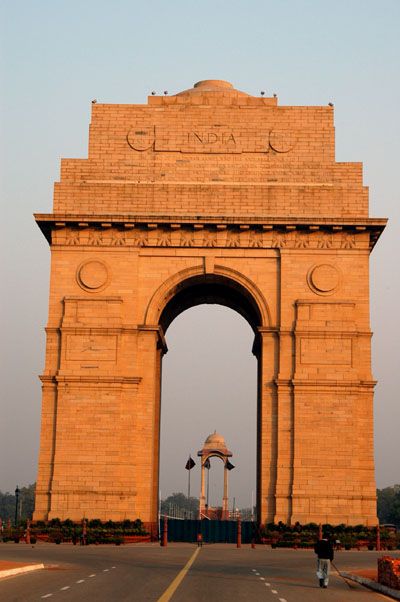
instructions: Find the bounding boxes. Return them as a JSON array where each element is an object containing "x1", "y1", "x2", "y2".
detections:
[
  {"x1": 49, "y1": 528, "x2": 63, "y2": 543},
  {"x1": 113, "y1": 536, "x2": 123, "y2": 545},
  {"x1": 35, "y1": 520, "x2": 46, "y2": 528},
  {"x1": 299, "y1": 541, "x2": 314, "y2": 548}
]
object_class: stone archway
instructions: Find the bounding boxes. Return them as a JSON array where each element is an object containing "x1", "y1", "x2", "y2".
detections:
[
  {"x1": 34, "y1": 79, "x2": 386, "y2": 527},
  {"x1": 150, "y1": 269, "x2": 274, "y2": 526}
]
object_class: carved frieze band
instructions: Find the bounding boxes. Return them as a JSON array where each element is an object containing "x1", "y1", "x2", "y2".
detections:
[{"x1": 52, "y1": 226, "x2": 365, "y2": 250}]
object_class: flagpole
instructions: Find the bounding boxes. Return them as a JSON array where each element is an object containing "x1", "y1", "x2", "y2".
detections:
[
  {"x1": 188, "y1": 460, "x2": 191, "y2": 499},
  {"x1": 185, "y1": 455, "x2": 196, "y2": 517},
  {"x1": 206, "y1": 464, "x2": 210, "y2": 509},
  {"x1": 158, "y1": 489, "x2": 161, "y2": 541}
]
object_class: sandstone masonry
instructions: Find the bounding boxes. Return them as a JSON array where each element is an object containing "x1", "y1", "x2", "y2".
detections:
[{"x1": 34, "y1": 80, "x2": 386, "y2": 526}]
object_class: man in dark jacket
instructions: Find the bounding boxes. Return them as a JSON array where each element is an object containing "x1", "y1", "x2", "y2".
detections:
[{"x1": 314, "y1": 538, "x2": 334, "y2": 588}]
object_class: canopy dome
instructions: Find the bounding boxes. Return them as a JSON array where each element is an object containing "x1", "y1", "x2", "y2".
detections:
[
  {"x1": 204, "y1": 431, "x2": 227, "y2": 449},
  {"x1": 198, "y1": 431, "x2": 232, "y2": 457}
]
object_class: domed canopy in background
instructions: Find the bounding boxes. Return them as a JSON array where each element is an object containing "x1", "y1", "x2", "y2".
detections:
[
  {"x1": 198, "y1": 431, "x2": 234, "y2": 520},
  {"x1": 198, "y1": 430, "x2": 232, "y2": 457}
]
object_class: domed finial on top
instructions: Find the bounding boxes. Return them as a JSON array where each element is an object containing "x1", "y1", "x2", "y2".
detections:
[
  {"x1": 175, "y1": 79, "x2": 249, "y2": 98},
  {"x1": 193, "y1": 80, "x2": 234, "y2": 91}
]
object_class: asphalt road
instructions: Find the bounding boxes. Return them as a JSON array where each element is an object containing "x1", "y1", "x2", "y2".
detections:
[{"x1": 0, "y1": 542, "x2": 397, "y2": 601}]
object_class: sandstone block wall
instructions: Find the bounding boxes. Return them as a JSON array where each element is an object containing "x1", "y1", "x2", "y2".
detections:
[{"x1": 34, "y1": 80, "x2": 386, "y2": 525}]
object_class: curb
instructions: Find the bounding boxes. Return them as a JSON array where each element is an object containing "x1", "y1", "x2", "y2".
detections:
[
  {"x1": 340, "y1": 571, "x2": 400, "y2": 601},
  {"x1": 0, "y1": 564, "x2": 45, "y2": 580}
]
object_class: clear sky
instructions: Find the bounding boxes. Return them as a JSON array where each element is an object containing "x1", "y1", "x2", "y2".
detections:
[{"x1": 0, "y1": 0, "x2": 399, "y2": 507}]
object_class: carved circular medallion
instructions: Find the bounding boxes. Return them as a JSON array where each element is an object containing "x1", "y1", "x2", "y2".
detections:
[
  {"x1": 77, "y1": 260, "x2": 109, "y2": 292},
  {"x1": 127, "y1": 126, "x2": 155, "y2": 151},
  {"x1": 307, "y1": 263, "x2": 340, "y2": 295},
  {"x1": 269, "y1": 129, "x2": 297, "y2": 153}
]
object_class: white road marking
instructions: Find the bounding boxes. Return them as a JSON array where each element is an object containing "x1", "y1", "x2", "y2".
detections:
[
  {"x1": 252, "y1": 568, "x2": 257, "y2": 572},
  {"x1": 271, "y1": 591, "x2": 278, "y2": 595},
  {"x1": 41, "y1": 596, "x2": 53, "y2": 599},
  {"x1": 76, "y1": 579, "x2": 85, "y2": 583},
  {"x1": 103, "y1": 568, "x2": 109, "y2": 572},
  {"x1": 265, "y1": 582, "x2": 271, "y2": 586},
  {"x1": 279, "y1": 599, "x2": 287, "y2": 602},
  {"x1": 260, "y1": 577, "x2": 265, "y2": 580},
  {"x1": 89, "y1": 574, "x2": 96, "y2": 578},
  {"x1": 111, "y1": 566, "x2": 116, "y2": 569},
  {"x1": 255, "y1": 572, "x2": 260, "y2": 575},
  {"x1": 60, "y1": 586, "x2": 70, "y2": 590}
]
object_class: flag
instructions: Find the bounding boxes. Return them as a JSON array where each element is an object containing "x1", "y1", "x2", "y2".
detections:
[
  {"x1": 185, "y1": 456, "x2": 196, "y2": 470},
  {"x1": 226, "y1": 460, "x2": 235, "y2": 471},
  {"x1": 204, "y1": 458, "x2": 211, "y2": 469}
]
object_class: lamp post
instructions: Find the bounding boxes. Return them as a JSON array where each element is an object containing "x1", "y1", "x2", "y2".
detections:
[{"x1": 14, "y1": 486, "x2": 20, "y2": 527}]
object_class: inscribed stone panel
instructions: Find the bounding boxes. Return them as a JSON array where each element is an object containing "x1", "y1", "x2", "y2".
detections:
[{"x1": 66, "y1": 335, "x2": 117, "y2": 362}]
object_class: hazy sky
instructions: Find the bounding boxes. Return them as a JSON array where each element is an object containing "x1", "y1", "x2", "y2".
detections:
[{"x1": 0, "y1": 0, "x2": 399, "y2": 508}]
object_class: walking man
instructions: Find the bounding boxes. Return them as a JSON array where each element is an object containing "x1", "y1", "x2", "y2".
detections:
[{"x1": 314, "y1": 537, "x2": 334, "y2": 588}]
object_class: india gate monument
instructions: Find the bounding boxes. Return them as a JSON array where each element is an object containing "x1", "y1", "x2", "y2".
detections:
[{"x1": 34, "y1": 79, "x2": 386, "y2": 527}]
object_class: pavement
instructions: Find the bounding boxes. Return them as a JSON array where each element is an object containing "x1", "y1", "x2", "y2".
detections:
[
  {"x1": 0, "y1": 559, "x2": 45, "y2": 579},
  {"x1": 338, "y1": 568, "x2": 400, "y2": 601},
  {"x1": 0, "y1": 542, "x2": 399, "y2": 601}
]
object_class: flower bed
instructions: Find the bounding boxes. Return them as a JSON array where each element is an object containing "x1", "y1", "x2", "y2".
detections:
[
  {"x1": 259, "y1": 523, "x2": 399, "y2": 551},
  {"x1": 378, "y1": 556, "x2": 400, "y2": 590},
  {"x1": 122, "y1": 535, "x2": 151, "y2": 544},
  {"x1": 0, "y1": 518, "x2": 151, "y2": 545}
]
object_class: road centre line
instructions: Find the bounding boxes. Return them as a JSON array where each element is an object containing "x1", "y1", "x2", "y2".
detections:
[
  {"x1": 41, "y1": 566, "x2": 113, "y2": 599},
  {"x1": 157, "y1": 547, "x2": 201, "y2": 602},
  {"x1": 252, "y1": 567, "x2": 284, "y2": 599}
]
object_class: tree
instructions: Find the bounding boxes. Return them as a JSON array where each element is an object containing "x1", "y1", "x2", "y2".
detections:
[
  {"x1": 0, "y1": 484, "x2": 35, "y2": 521},
  {"x1": 160, "y1": 493, "x2": 199, "y2": 518},
  {"x1": 377, "y1": 485, "x2": 400, "y2": 527}
]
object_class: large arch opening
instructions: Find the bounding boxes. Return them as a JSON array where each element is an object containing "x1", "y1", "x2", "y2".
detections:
[
  {"x1": 157, "y1": 274, "x2": 264, "y2": 521},
  {"x1": 159, "y1": 274, "x2": 263, "y2": 338}
]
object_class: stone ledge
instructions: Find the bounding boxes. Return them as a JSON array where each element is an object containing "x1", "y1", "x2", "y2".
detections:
[
  {"x1": 0, "y1": 562, "x2": 45, "y2": 580},
  {"x1": 340, "y1": 571, "x2": 400, "y2": 601}
]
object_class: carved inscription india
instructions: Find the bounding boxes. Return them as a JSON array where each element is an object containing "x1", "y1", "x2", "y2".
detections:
[{"x1": 127, "y1": 125, "x2": 296, "y2": 154}]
